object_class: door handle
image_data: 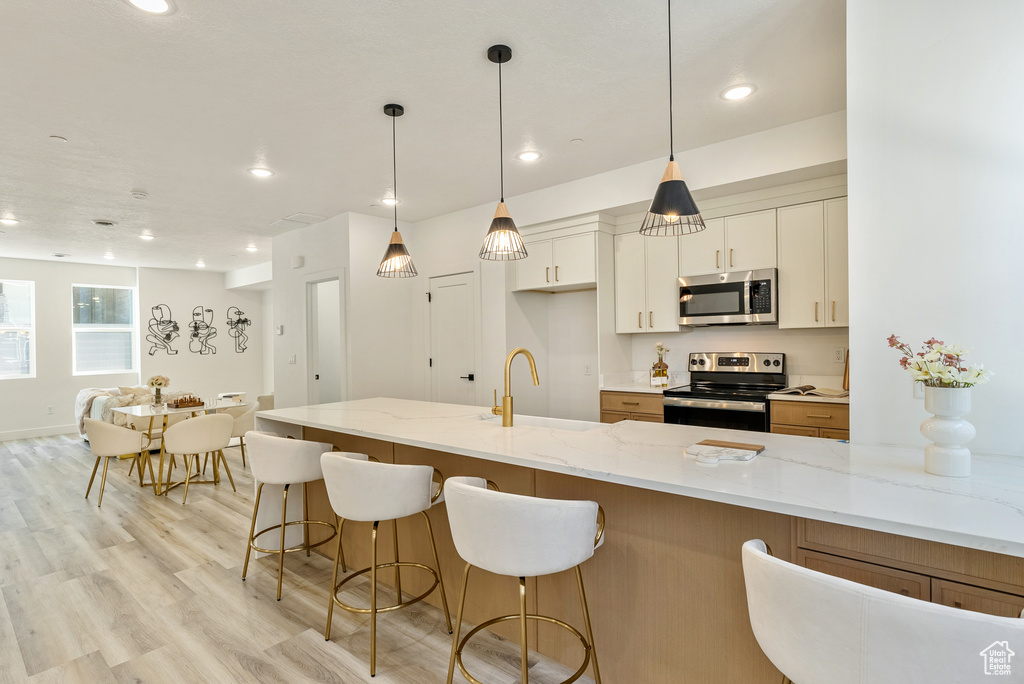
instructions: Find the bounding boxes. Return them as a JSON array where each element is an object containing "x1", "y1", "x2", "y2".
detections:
[
  {"x1": 555, "y1": 265, "x2": 559, "y2": 281},
  {"x1": 459, "y1": 374, "x2": 475, "y2": 381},
  {"x1": 715, "y1": 249, "x2": 719, "y2": 269},
  {"x1": 545, "y1": 267, "x2": 550, "y2": 283},
  {"x1": 314, "y1": 374, "x2": 319, "y2": 380},
  {"x1": 729, "y1": 248, "x2": 734, "y2": 268},
  {"x1": 638, "y1": 312, "x2": 642, "y2": 329}
]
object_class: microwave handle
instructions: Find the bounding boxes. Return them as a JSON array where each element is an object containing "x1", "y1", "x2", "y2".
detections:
[{"x1": 744, "y1": 279, "x2": 752, "y2": 315}]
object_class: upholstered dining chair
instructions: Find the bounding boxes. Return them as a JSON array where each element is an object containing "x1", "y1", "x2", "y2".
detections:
[
  {"x1": 84, "y1": 418, "x2": 148, "y2": 507},
  {"x1": 218, "y1": 403, "x2": 256, "y2": 467},
  {"x1": 741, "y1": 538, "x2": 1024, "y2": 683},
  {"x1": 161, "y1": 413, "x2": 234, "y2": 504}
]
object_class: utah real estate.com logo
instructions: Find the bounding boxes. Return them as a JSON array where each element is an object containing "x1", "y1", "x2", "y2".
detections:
[{"x1": 980, "y1": 641, "x2": 1014, "y2": 676}]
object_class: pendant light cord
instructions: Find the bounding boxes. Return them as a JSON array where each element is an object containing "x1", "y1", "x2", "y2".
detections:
[
  {"x1": 498, "y1": 58, "x2": 505, "y2": 202},
  {"x1": 667, "y1": 0, "x2": 674, "y2": 161},
  {"x1": 392, "y1": 112, "x2": 398, "y2": 231}
]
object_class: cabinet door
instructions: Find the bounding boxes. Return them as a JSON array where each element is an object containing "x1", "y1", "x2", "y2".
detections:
[
  {"x1": 677, "y1": 217, "x2": 725, "y2": 276},
  {"x1": 645, "y1": 235, "x2": 680, "y2": 333},
  {"x1": 600, "y1": 410, "x2": 630, "y2": 424},
  {"x1": 552, "y1": 233, "x2": 596, "y2": 287},
  {"x1": 614, "y1": 233, "x2": 648, "y2": 332},
  {"x1": 932, "y1": 578, "x2": 1024, "y2": 618},
  {"x1": 513, "y1": 240, "x2": 552, "y2": 291},
  {"x1": 798, "y1": 550, "x2": 931, "y2": 600},
  {"x1": 771, "y1": 424, "x2": 820, "y2": 437},
  {"x1": 725, "y1": 210, "x2": 776, "y2": 271},
  {"x1": 825, "y1": 198, "x2": 849, "y2": 327},
  {"x1": 777, "y1": 202, "x2": 826, "y2": 328}
]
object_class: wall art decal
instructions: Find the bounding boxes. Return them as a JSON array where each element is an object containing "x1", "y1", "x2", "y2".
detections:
[
  {"x1": 226, "y1": 306, "x2": 252, "y2": 353},
  {"x1": 146, "y1": 304, "x2": 180, "y2": 355},
  {"x1": 188, "y1": 306, "x2": 217, "y2": 355}
]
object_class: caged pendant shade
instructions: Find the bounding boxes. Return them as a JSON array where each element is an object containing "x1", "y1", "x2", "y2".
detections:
[
  {"x1": 479, "y1": 44, "x2": 528, "y2": 261},
  {"x1": 377, "y1": 103, "x2": 418, "y2": 277},
  {"x1": 639, "y1": 0, "x2": 706, "y2": 237}
]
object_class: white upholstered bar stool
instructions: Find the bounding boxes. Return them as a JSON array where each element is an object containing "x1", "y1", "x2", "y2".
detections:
[
  {"x1": 443, "y1": 477, "x2": 604, "y2": 684},
  {"x1": 742, "y1": 538, "x2": 1024, "y2": 683},
  {"x1": 84, "y1": 418, "x2": 148, "y2": 507},
  {"x1": 160, "y1": 413, "x2": 234, "y2": 504},
  {"x1": 320, "y1": 451, "x2": 452, "y2": 677},
  {"x1": 241, "y1": 431, "x2": 337, "y2": 600}
]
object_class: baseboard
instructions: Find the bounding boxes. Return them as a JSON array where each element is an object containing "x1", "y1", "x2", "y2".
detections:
[{"x1": 0, "y1": 424, "x2": 80, "y2": 442}]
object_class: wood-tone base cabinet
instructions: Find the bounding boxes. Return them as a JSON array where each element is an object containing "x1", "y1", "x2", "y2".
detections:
[
  {"x1": 770, "y1": 399, "x2": 849, "y2": 439},
  {"x1": 599, "y1": 390, "x2": 664, "y2": 423}
]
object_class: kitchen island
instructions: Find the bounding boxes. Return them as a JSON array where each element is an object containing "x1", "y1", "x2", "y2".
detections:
[{"x1": 256, "y1": 398, "x2": 1024, "y2": 683}]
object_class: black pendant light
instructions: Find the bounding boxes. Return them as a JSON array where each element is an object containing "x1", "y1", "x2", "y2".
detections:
[
  {"x1": 479, "y1": 44, "x2": 528, "y2": 260},
  {"x1": 377, "y1": 103, "x2": 418, "y2": 278},
  {"x1": 639, "y1": 0, "x2": 706, "y2": 237}
]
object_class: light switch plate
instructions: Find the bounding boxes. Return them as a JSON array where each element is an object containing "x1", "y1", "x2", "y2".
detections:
[
  {"x1": 288, "y1": 354, "x2": 296, "y2": 364},
  {"x1": 275, "y1": 325, "x2": 284, "y2": 335}
]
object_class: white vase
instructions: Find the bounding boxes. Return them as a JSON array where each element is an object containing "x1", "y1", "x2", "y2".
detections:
[{"x1": 920, "y1": 386, "x2": 975, "y2": 477}]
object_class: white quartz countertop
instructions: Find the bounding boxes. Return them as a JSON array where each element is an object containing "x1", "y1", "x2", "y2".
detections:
[
  {"x1": 767, "y1": 393, "x2": 850, "y2": 405},
  {"x1": 599, "y1": 382, "x2": 666, "y2": 395},
  {"x1": 257, "y1": 398, "x2": 1024, "y2": 559}
]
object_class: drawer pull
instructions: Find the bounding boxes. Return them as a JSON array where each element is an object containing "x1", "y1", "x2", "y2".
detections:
[
  {"x1": 900, "y1": 589, "x2": 910, "y2": 596},
  {"x1": 806, "y1": 413, "x2": 832, "y2": 419},
  {"x1": 622, "y1": 401, "x2": 640, "y2": 406}
]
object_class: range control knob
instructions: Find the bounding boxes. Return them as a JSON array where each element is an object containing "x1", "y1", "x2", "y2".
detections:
[
  {"x1": 690, "y1": 359, "x2": 697, "y2": 365},
  {"x1": 773, "y1": 359, "x2": 781, "y2": 367},
  {"x1": 698, "y1": 359, "x2": 706, "y2": 366},
  {"x1": 763, "y1": 359, "x2": 771, "y2": 367}
]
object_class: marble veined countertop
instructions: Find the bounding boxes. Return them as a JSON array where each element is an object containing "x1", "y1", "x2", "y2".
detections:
[{"x1": 257, "y1": 398, "x2": 1024, "y2": 559}]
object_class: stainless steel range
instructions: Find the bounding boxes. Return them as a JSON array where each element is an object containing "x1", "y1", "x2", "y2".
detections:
[{"x1": 663, "y1": 352, "x2": 786, "y2": 432}]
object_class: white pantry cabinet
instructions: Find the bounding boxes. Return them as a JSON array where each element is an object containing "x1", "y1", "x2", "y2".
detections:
[
  {"x1": 677, "y1": 210, "x2": 777, "y2": 277},
  {"x1": 614, "y1": 232, "x2": 680, "y2": 333},
  {"x1": 514, "y1": 232, "x2": 596, "y2": 292},
  {"x1": 777, "y1": 197, "x2": 848, "y2": 329}
]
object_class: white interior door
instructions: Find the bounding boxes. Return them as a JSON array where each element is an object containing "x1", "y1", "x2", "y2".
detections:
[
  {"x1": 429, "y1": 272, "x2": 476, "y2": 405},
  {"x1": 307, "y1": 278, "x2": 343, "y2": 404}
]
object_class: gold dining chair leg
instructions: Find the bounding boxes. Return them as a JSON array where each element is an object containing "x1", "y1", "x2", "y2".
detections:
[
  {"x1": 85, "y1": 457, "x2": 102, "y2": 499},
  {"x1": 97, "y1": 457, "x2": 111, "y2": 507},
  {"x1": 277, "y1": 484, "x2": 289, "y2": 601},
  {"x1": 519, "y1": 576, "x2": 529, "y2": 684},
  {"x1": 325, "y1": 514, "x2": 345, "y2": 641},
  {"x1": 303, "y1": 482, "x2": 311, "y2": 557},
  {"x1": 144, "y1": 452, "x2": 157, "y2": 494},
  {"x1": 181, "y1": 454, "x2": 194, "y2": 504},
  {"x1": 239, "y1": 434, "x2": 247, "y2": 468},
  {"x1": 128, "y1": 455, "x2": 136, "y2": 478},
  {"x1": 446, "y1": 562, "x2": 472, "y2": 684},
  {"x1": 242, "y1": 482, "x2": 265, "y2": 581},
  {"x1": 370, "y1": 520, "x2": 380, "y2": 677},
  {"x1": 421, "y1": 510, "x2": 452, "y2": 632},
  {"x1": 219, "y1": 450, "x2": 236, "y2": 491},
  {"x1": 392, "y1": 518, "x2": 402, "y2": 601},
  {"x1": 575, "y1": 565, "x2": 601, "y2": 684}
]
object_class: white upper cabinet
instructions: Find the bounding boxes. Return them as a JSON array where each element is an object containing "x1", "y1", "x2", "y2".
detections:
[
  {"x1": 514, "y1": 233, "x2": 595, "y2": 292},
  {"x1": 777, "y1": 198, "x2": 848, "y2": 329},
  {"x1": 677, "y1": 210, "x2": 777, "y2": 277},
  {"x1": 614, "y1": 232, "x2": 680, "y2": 333}
]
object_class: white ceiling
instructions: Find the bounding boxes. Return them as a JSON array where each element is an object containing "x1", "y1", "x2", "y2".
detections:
[{"x1": 0, "y1": 0, "x2": 846, "y2": 272}]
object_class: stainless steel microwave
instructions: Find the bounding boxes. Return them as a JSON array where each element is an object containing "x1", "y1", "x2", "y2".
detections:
[{"x1": 678, "y1": 268, "x2": 778, "y2": 326}]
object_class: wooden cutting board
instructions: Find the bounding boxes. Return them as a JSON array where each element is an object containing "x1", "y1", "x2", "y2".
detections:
[{"x1": 696, "y1": 439, "x2": 765, "y2": 454}]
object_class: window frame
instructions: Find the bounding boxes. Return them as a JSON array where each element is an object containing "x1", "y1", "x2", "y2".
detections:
[
  {"x1": 71, "y1": 283, "x2": 139, "y2": 376},
  {"x1": 0, "y1": 278, "x2": 36, "y2": 380}
]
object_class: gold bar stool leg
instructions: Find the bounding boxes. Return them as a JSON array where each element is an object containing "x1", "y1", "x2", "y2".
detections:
[
  {"x1": 242, "y1": 482, "x2": 264, "y2": 581},
  {"x1": 85, "y1": 457, "x2": 101, "y2": 499},
  {"x1": 325, "y1": 514, "x2": 344, "y2": 641},
  {"x1": 421, "y1": 510, "x2": 452, "y2": 632},
  {"x1": 337, "y1": 518, "x2": 347, "y2": 572},
  {"x1": 370, "y1": 520, "x2": 380, "y2": 677},
  {"x1": 303, "y1": 482, "x2": 311, "y2": 557},
  {"x1": 239, "y1": 434, "x2": 246, "y2": 467},
  {"x1": 277, "y1": 484, "x2": 289, "y2": 601},
  {"x1": 575, "y1": 565, "x2": 601, "y2": 684},
  {"x1": 392, "y1": 518, "x2": 402, "y2": 601},
  {"x1": 446, "y1": 563, "x2": 472, "y2": 684},
  {"x1": 97, "y1": 457, "x2": 111, "y2": 507},
  {"x1": 519, "y1": 576, "x2": 529, "y2": 684}
]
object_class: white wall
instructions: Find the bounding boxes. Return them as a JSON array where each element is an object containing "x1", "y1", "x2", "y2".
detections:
[
  {"x1": 138, "y1": 267, "x2": 264, "y2": 405},
  {"x1": 847, "y1": 1, "x2": 1024, "y2": 455},
  {"x1": 0, "y1": 257, "x2": 138, "y2": 440},
  {"x1": 261, "y1": 290, "x2": 273, "y2": 394}
]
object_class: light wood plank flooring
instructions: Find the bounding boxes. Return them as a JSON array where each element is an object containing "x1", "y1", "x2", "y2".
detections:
[{"x1": 0, "y1": 434, "x2": 593, "y2": 683}]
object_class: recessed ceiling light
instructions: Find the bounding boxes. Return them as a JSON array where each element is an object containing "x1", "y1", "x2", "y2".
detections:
[
  {"x1": 380, "y1": 197, "x2": 398, "y2": 206},
  {"x1": 92, "y1": 297, "x2": 101, "y2": 301},
  {"x1": 0, "y1": 218, "x2": 18, "y2": 225},
  {"x1": 249, "y1": 168, "x2": 274, "y2": 178},
  {"x1": 127, "y1": 0, "x2": 171, "y2": 14},
  {"x1": 92, "y1": 219, "x2": 117, "y2": 227},
  {"x1": 246, "y1": 246, "x2": 258, "y2": 253},
  {"x1": 722, "y1": 84, "x2": 755, "y2": 100},
  {"x1": 517, "y1": 151, "x2": 541, "y2": 162},
  {"x1": 131, "y1": 190, "x2": 148, "y2": 200},
  {"x1": 139, "y1": 234, "x2": 155, "y2": 240},
  {"x1": 570, "y1": 138, "x2": 584, "y2": 145},
  {"x1": 52, "y1": 253, "x2": 70, "y2": 258},
  {"x1": 196, "y1": 261, "x2": 206, "y2": 268},
  {"x1": 49, "y1": 135, "x2": 68, "y2": 143},
  {"x1": 103, "y1": 254, "x2": 116, "y2": 260}
]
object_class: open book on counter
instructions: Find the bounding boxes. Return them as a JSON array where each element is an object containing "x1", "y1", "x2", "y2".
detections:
[{"x1": 774, "y1": 385, "x2": 849, "y2": 398}]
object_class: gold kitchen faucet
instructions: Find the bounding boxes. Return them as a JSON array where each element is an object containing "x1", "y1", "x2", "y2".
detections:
[{"x1": 492, "y1": 347, "x2": 540, "y2": 427}]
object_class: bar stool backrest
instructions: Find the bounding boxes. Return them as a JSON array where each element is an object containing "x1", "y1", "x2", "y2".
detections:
[
  {"x1": 320, "y1": 451, "x2": 432, "y2": 523},
  {"x1": 162, "y1": 413, "x2": 232, "y2": 455},
  {"x1": 742, "y1": 538, "x2": 1024, "y2": 683},
  {"x1": 245, "y1": 431, "x2": 332, "y2": 485},
  {"x1": 84, "y1": 418, "x2": 144, "y2": 457},
  {"x1": 444, "y1": 476, "x2": 598, "y2": 578}
]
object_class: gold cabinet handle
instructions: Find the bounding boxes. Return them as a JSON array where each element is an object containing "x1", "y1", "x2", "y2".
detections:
[
  {"x1": 814, "y1": 302, "x2": 819, "y2": 322},
  {"x1": 649, "y1": 311, "x2": 653, "y2": 327},
  {"x1": 729, "y1": 248, "x2": 734, "y2": 267},
  {"x1": 622, "y1": 401, "x2": 640, "y2": 406},
  {"x1": 807, "y1": 413, "x2": 832, "y2": 419},
  {"x1": 545, "y1": 266, "x2": 550, "y2": 283},
  {"x1": 638, "y1": 311, "x2": 642, "y2": 329},
  {"x1": 831, "y1": 300, "x2": 836, "y2": 322},
  {"x1": 715, "y1": 249, "x2": 720, "y2": 269},
  {"x1": 555, "y1": 265, "x2": 559, "y2": 281}
]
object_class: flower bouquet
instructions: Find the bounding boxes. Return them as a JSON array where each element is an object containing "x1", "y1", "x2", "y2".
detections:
[
  {"x1": 147, "y1": 375, "x2": 171, "y2": 405},
  {"x1": 886, "y1": 335, "x2": 991, "y2": 388}
]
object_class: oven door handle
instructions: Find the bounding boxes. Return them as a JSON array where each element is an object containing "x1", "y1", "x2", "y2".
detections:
[{"x1": 663, "y1": 397, "x2": 766, "y2": 412}]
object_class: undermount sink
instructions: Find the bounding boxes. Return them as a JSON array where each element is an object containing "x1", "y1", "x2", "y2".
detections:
[{"x1": 481, "y1": 413, "x2": 604, "y2": 432}]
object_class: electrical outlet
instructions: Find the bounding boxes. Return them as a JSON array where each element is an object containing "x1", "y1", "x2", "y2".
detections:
[
  {"x1": 832, "y1": 347, "x2": 846, "y2": 363},
  {"x1": 46, "y1": 405, "x2": 53, "y2": 414},
  {"x1": 584, "y1": 364, "x2": 591, "y2": 376},
  {"x1": 288, "y1": 354, "x2": 296, "y2": 364}
]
